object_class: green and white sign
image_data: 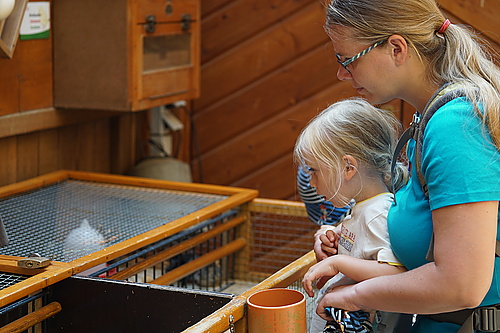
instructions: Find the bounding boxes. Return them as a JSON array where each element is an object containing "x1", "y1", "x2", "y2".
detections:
[{"x1": 20, "y1": 2, "x2": 50, "y2": 40}]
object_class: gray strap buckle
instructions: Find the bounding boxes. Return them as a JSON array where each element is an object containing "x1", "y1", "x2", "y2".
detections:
[{"x1": 475, "y1": 306, "x2": 500, "y2": 332}]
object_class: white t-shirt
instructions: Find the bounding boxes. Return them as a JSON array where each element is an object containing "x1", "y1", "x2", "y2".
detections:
[{"x1": 310, "y1": 192, "x2": 402, "y2": 333}]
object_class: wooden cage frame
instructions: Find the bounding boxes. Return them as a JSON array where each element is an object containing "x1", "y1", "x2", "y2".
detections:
[{"x1": 0, "y1": 173, "x2": 317, "y2": 332}]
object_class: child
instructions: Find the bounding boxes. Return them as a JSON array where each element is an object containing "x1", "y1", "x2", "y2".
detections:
[
  {"x1": 294, "y1": 98, "x2": 408, "y2": 333},
  {"x1": 297, "y1": 164, "x2": 351, "y2": 227}
]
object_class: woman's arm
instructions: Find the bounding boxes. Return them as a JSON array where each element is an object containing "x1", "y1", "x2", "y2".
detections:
[
  {"x1": 314, "y1": 201, "x2": 498, "y2": 320},
  {"x1": 302, "y1": 254, "x2": 405, "y2": 297}
]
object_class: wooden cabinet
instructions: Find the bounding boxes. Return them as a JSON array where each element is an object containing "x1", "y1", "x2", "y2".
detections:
[{"x1": 53, "y1": 0, "x2": 200, "y2": 111}]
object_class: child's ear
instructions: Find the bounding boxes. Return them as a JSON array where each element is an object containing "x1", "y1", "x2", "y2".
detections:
[{"x1": 343, "y1": 155, "x2": 358, "y2": 181}]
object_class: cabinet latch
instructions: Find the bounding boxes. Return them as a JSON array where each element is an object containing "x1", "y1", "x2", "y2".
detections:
[
  {"x1": 181, "y1": 14, "x2": 191, "y2": 31},
  {"x1": 145, "y1": 15, "x2": 157, "y2": 33}
]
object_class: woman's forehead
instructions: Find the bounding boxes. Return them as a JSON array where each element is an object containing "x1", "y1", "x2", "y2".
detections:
[
  {"x1": 325, "y1": 25, "x2": 359, "y2": 52},
  {"x1": 324, "y1": 25, "x2": 355, "y2": 42}
]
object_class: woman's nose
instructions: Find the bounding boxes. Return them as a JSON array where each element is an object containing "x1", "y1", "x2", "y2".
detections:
[{"x1": 337, "y1": 66, "x2": 351, "y2": 81}]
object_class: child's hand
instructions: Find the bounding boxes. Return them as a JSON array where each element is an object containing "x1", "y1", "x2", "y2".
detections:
[
  {"x1": 302, "y1": 257, "x2": 340, "y2": 297},
  {"x1": 314, "y1": 228, "x2": 338, "y2": 261}
]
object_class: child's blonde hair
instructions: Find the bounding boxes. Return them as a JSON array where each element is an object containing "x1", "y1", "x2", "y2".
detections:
[
  {"x1": 294, "y1": 98, "x2": 408, "y2": 199},
  {"x1": 324, "y1": 0, "x2": 500, "y2": 150}
]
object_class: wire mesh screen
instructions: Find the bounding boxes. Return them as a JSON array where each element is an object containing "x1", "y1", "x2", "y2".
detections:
[
  {"x1": 0, "y1": 180, "x2": 228, "y2": 262},
  {"x1": 248, "y1": 200, "x2": 317, "y2": 279},
  {"x1": 287, "y1": 278, "x2": 320, "y2": 331},
  {"x1": 0, "y1": 272, "x2": 29, "y2": 291},
  {"x1": 88, "y1": 210, "x2": 240, "y2": 293}
]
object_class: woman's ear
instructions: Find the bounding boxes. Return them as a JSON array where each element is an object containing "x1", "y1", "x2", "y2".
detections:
[
  {"x1": 343, "y1": 155, "x2": 358, "y2": 181},
  {"x1": 387, "y1": 34, "x2": 408, "y2": 66}
]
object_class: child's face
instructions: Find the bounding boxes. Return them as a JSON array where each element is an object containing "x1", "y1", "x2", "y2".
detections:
[{"x1": 306, "y1": 162, "x2": 347, "y2": 208}]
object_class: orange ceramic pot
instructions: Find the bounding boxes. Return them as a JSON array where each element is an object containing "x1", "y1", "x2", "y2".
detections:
[{"x1": 247, "y1": 288, "x2": 307, "y2": 333}]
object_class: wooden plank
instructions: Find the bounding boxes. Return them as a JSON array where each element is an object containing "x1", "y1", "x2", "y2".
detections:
[
  {"x1": 201, "y1": 0, "x2": 315, "y2": 62},
  {"x1": 58, "y1": 124, "x2": 79, "y2": 170},
  {"x1": 150, "y1": 237, "x2": 247, "y2": 285},
  {"x1": 249, "y1": 197, "x2": 307, "y2": 213},
  {"x1": 110, "y1": 113, "x2": 138, "y2": 174},
  {"x1": 232, "y1": 154, "x2": 297, "y2": 199},
  {"x1": 194, "y1": 43, "x2": 336, "y2": 155},
  {"x1": 0, "y1": 267, "x2": 72, "y2": 307},
  {"x1": 439, "y1": 0, "x2": 500, "y2": 45},
  {"x1": 0, "y1": 302, "x2": 62, "y2": 333},
  {"x1": 17, "y1": 38, "x2": 53, "y2": 112},
  {"x1": 194, "y1": 1, "x2": 330, "y2": 110},
  {"x1": 193, "y1": 81, "x2": 356, "y2": 185},
  {"x1": 0, "y1": 136, "x2": 17, "y2": 186},
  {"x1": 0, "y1": 108, "x2": 121, "y2": 140},
  {"x1": 0, "y1": 51, "x2": 20, "y2": 116},
  {"x1": 75, "y1": 121, "x2": 96, "y2": 171},
  {"x1": 92, "y1": 118, "x2": 112, "y2": 173},
  {"x1": 0, "y1": 170, "x2": 68, "y2": 199},
  {"x1": 38, "y1": 129, "x2": 59, "y2": 175},
  {"x1": 0, "y1": 255, "x2": 73, "y2": 307},
  {"x1": 201, "y1": 0, "x2": 233, "y2": 17},
  {"x1": 66, "y1": 170, "x2": 258, "y2": 197},
  {"x1": 16, "y1": 132, "x2": 39, "y2": 181}
]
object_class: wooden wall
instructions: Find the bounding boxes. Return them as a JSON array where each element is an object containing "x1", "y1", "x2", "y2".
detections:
[
  {"x1": 191, "y1": 0, "x2": 500, "y2": 200},
  {"x1": 0, "y1": 0, "x2": 149, "y2": 187},
  {"x1": 0, "y1": 0, "x2": 497, "y2": 200}
]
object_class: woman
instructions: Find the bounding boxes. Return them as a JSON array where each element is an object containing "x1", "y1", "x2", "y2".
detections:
[{"x1": 303, "y1": 0, "x2": 500, "y2": 332}]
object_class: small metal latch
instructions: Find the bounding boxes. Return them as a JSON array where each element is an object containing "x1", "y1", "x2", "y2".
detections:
[
  {"x1": 181, "y1": 14, "x2": 191, "y2": 31},
  {"x1": 145, "y1": 15, "x2": 157, "y2": 34},
  {"x1": 165, "y1": 0, "x2": 173, "y2": 15},
  {"x1": 18, "y1": 253, "x2": 51, "y2": 269}
]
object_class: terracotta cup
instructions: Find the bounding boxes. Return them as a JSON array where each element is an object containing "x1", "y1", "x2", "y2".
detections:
[{"x1": 247, "y1": 288, "x2": 307, "y2": 333}]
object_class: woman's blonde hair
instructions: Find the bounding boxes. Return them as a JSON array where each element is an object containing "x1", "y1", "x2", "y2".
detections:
[
  {"x1": 325, "y1": 0, "x2": 500, "y2": 149},
  {"x1": 294, "y1": 98, "x2": 408, "y2": 196}
]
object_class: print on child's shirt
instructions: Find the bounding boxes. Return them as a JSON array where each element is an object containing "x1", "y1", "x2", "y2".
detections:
[{"x1": 339, "y1": 224, "x2": 355, "y2": 253}]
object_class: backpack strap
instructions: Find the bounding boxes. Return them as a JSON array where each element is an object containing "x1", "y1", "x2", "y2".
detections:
[
  {"x1": 414, "y1": 83, "x2": 467, "y2": 197},
  {"x1": 389, "y1": 83, "x2": 463, "y2": 196},
  {"x1": 426, "y1": 305, "x2": 500, "y2": 332},
  {"x1": 390, "y1": 113, "x2": 419, "y2": 195}
]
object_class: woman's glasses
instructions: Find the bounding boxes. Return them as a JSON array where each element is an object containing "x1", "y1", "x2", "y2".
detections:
[{"x1": 336, "y1": 39, "x2": 386, "y2": 74}]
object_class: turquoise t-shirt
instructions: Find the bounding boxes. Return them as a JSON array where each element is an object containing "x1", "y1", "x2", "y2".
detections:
[{"x1": 388, "y1": 97, "x2": 500, "y2": 332}]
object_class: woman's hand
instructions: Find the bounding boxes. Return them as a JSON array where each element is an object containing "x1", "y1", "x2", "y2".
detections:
[
  {"x1": 314, "y1": 226, "x2": 339, "y2": 261},
  {"x1": 316, "y1": 285, "x2": 367, "y2": 320}
]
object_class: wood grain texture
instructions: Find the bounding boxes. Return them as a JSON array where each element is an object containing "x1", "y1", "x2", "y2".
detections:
[{"x1": 191, "y1": 0, "x2": 498, "y2": 200}]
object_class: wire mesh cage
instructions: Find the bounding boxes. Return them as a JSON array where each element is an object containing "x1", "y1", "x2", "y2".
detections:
[
  {"x1": 247, "y1": 199, "x2": 318, "y2": 279},
  {"x1": 0, "y1": 170, "x2": 258, "y2": 332},
  {"x1": 87, "y1": 209, "x2": 243, "y2": 293},
  {"x1": 0, "y1": 172, "x2": 319, "y2": 332}
]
